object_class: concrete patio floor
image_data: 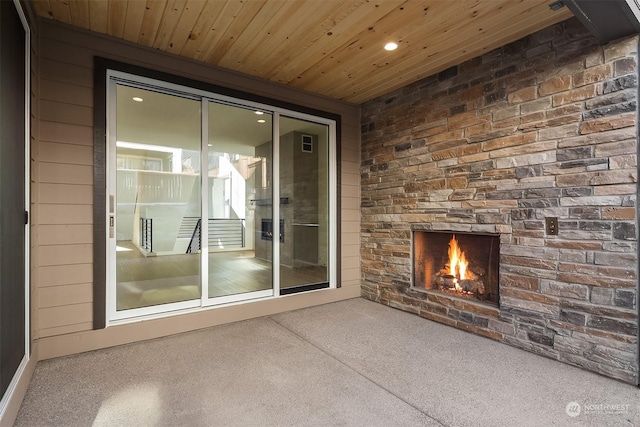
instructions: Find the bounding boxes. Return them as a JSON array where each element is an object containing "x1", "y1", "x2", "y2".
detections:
[{"x1": 15, "y1": 298, "x2": 640, "y2": 426}]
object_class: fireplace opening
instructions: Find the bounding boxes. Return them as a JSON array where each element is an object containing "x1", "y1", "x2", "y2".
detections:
[
  {"x1": 261, "y1": 219, "x2": 284, "y2": 243},
  {"x1": 413, "y1": 231, "x2": 499, "y2": 305}
]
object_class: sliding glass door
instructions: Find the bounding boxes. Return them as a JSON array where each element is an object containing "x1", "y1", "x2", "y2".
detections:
[
  {"x1": 279, "y1": 117, "x2": 330, "y2": 294},
  {"x1": 107, "y1": 71, "x2": 335, "y2": 322},
  {"x1": 206, "y1": 101, "x2": 273, "y2": 302},
  {"x1": 0, "y1": 0, "x2": 29, "y2": 407},
  {"x1": 112, "y1": 85, "x2": 202, "y2": 313}
]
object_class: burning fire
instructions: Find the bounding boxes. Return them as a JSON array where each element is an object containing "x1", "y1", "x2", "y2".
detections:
[
  {"x1": 447, "y1": 235, "x2": 468, "y2": 284},
  {"x1": 432, "y1": 234, "x2": 482, "y2": 297}
]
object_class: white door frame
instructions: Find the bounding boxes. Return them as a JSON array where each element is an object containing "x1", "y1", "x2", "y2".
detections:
[
  {"x1": 0, "y1": 0, "x2": 31, "y2": 416},
  {"x1": 105, "y1": 71, "x2": 337, "y2": 325}
]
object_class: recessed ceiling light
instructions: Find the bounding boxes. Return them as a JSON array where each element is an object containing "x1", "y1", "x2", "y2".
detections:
[
  {"x1": 132, "y1": 97, "x2": 144, "y2": 102},
  {"x1": 384, "y1": 42, "x2": 398, "y2": 51},
  {"x1": 257, "y1": 119, "x2": 266, "y2": 123},
  {"x1": 207, "y1": 144, "x2": 212, "y2": 147},
  {"x1": 255, "y1": 111, "x2": 264, "y2": 115}
]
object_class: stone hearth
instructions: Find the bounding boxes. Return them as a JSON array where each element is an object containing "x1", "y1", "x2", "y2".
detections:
[{"x1": 360, "y1": 18, "x2": 639, "y2": 384}]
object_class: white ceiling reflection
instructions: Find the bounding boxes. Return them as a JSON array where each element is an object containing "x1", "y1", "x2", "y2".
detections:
[{"x1": 116, "y1": 85, "x2": 330, "y2": 157}]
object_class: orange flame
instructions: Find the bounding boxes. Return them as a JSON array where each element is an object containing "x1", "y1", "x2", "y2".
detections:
[{"x1": 447, "y1": 235, "x2": 468, "y2": 281}]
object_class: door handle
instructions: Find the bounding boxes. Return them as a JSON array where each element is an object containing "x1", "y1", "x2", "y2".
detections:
[{"x1": 109, "y1": 195, "x2": 115, "y2": 238}]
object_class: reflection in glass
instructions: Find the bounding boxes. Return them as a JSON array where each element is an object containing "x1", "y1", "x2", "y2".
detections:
[
  {"x1": 279, "y1": 116, "x2": 329, "y2": 291},
  {"x1": 112, "y1": 83, "x2": 331, "y2": 310},
  {"x1": 115, "y1": 85, "x2": 201, "y2": 310},
  {"x1": 207, "y1": 102, "x2": 273, "y2": 298}
]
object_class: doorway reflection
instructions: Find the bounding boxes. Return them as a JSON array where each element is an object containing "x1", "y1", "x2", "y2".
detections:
[
  {"x1": 207, "y1": 102, "x2": 273, "y2": 299},
  {"x1": 115, "y1": 85, "x2": 201, "y2": 310}
]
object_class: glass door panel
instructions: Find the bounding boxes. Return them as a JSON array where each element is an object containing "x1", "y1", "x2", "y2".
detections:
[
  {"x1": 279, "y1": 116, "x2": 330, "y2": 292},
  {"x1": 207, "y1": 102, "x2": 273, "y2": 299},
  {"x1": 0, "y1": 0, "x2": 27, "y2": 397},
  {"x1": 107, "y1": 71, "x2": 337, "y2": 322},
  {"x1": 114, "y1": 85, "x2": 202, "y2": 310}
]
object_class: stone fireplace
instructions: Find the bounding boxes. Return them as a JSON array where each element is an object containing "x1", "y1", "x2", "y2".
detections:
[
  {"x1": 413, "y1": 230, "x2": 500, "y2": 304},
  {"x1": 360, "y1": 18, "x2": 639, "y2": 385}
]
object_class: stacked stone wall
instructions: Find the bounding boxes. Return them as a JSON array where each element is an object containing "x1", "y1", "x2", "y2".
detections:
[{"x1": 360, "y1": 18, "x2": 639, "y2": 384}]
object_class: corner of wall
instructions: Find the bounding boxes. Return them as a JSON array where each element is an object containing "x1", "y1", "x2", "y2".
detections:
[{"x1": 0, "y1": 343, "x2": 38, "y2": 427}]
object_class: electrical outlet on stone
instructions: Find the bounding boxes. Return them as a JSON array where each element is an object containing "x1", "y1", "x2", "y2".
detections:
[{"x1": 545, "y1": 217, "x2": 558, "y2": 235}]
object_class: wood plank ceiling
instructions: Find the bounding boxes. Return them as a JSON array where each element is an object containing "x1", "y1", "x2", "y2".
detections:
[{"x1": 32, "y1": 0, "x2": 573, "y2": 104}]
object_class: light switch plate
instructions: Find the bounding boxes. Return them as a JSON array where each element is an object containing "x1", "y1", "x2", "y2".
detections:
[{"x1": 545, "y1": 217, "x2": 558, "y2": 235}]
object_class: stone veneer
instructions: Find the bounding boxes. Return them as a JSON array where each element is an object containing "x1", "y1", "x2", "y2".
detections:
[{"x1": 360, "y1": 18, "x2": 639, "y2": 384}]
